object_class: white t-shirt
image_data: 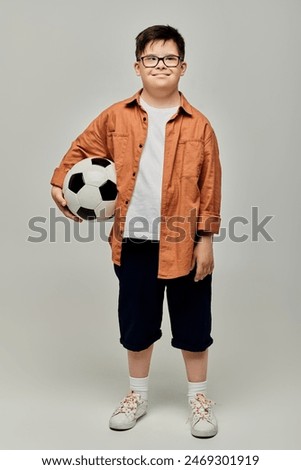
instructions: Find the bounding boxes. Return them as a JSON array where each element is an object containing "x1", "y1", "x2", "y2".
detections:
[{"x1": 123, "y1": 98, "x2": 178, "y2": 240}]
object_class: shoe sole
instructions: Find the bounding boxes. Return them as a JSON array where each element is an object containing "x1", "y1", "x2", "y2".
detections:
[
  {"x1": 191, "y1": 426, "x2": 218, "y2": 439},
  {"x1": 109, "y1": 410, "x2": 147, "y2": 431}
]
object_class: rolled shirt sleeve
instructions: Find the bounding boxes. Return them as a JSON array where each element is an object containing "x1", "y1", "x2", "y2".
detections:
[
  {"x1": 196, "y1": 125, "x2": 222, "y2": 234},
  {"x1": 50, "y1": 113, "x2": 109, "y2": 188}
]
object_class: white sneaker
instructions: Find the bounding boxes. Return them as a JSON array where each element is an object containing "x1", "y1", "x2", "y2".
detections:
[
  {"x1": 109, "y1": 391, "x2": 148, "y2": 430},
  {"x1": 189, "y1": 393, "x2": 218, "y2": 438}
]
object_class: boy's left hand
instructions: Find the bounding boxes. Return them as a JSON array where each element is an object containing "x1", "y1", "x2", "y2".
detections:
[{"x1": 190, "y1": 234, "x2": 214, "y2": 282}]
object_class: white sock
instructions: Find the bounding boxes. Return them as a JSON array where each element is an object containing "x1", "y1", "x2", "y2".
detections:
[
  {"x1": 187, "y1": 380, "x2": 207, "y2": 402},
  {"x1": 129, "y1": 376, "x2": 149, "y2": 401}
]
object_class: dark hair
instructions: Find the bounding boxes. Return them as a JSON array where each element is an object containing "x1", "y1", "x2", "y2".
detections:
[{"x1": 135, "y1": 25, "x2": 185, "y2": 60}]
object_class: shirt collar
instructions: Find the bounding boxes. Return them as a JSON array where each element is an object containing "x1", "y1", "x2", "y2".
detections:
[{"x1": 124, "y1": 89, "x2": 193, "y2": 116}]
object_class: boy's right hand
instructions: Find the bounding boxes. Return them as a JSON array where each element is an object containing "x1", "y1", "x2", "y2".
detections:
[{"x1": 51, "y1": 185, "x2": 82, "y2": 222}]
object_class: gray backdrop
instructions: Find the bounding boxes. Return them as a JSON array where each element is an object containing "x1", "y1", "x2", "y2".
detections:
[{"x1": 1, "y1": 0, "x2": 300, "y2": 450}]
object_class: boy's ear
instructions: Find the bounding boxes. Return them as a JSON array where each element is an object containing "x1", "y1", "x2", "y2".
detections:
[
  {"x1": 134, "y1": 61, "x2": 141, "y2": 76},
  {"x1": 180, "y1": 61, "x2": 187, "y2": 76}
]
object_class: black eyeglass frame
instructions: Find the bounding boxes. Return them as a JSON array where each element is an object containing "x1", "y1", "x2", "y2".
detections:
[{"x1": 138, "y1": 55, "x2": 183, "y2": 68}]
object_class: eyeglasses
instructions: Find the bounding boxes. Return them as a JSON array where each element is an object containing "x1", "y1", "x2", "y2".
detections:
[{"x1": 138, "y1": 55, "x2": 182, "y2": 68}]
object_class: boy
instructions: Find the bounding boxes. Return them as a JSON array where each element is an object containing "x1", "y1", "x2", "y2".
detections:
[{"x1": 51, "y1": 25, "x2": 222, "y2": 438}]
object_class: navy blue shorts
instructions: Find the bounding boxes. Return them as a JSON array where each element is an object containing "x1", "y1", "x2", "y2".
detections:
[{"x1": 114, "y1": 238, "x2": 213, "y2": 352}]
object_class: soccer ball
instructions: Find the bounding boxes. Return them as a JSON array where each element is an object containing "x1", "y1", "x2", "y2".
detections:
[{"x1": 63, "y1": 157, "x2": 117, "y2": 220}]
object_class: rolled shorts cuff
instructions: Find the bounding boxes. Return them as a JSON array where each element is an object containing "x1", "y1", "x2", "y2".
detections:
[
  {"x1": 171, "y1": 337, "x2": 214, "y2": 352},
  {"x1": 120, "y1": 331, "x2": 162, "y2": 352}
]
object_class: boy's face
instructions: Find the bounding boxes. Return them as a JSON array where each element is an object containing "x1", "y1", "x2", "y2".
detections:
[{"x1": 134, "y1": 39, "x2": 187, "y2": 94}]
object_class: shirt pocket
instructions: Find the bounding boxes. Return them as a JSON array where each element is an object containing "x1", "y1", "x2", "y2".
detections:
[
  {"x1": 106, "y1": 132, "x2": 129, "y2": 174},
  {"x1": 177, "y1": 139, "x2": 204, "y2": 178}
]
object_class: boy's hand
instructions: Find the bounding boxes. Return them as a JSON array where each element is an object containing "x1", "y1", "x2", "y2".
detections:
[
  {"x1": 190, "y1": 234, "x2": 214, "y2": 282},
  {"x1": 51, "y1": 185, "x2": 82, "y2": 222}
]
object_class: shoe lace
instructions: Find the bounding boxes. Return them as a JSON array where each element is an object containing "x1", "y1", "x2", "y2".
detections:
[
  {"x1": 113, "y1": 391, "x2": 141, "y2": 416},
  {"x1": 190, "y1": 393, "x2": 215, "y2": 422}
]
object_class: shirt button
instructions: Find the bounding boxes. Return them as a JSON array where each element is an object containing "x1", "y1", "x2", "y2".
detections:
[
  {"x1": 125, "y1": 200, "x2": 129, "y2": 204},
  {"x1": 139, "y1": 144, "x2": 143, "y2": 148},
  {"x1": 143, "y1": 117, "x2": 147, "y2": 122},
  {"x1": 132, "y1": 172, "x2": 136, "y2": 177}
]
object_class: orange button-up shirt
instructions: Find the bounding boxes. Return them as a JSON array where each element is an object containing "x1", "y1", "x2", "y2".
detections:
[{"x1": 51, "y1": 90, "x2": 222, "y2": 279}]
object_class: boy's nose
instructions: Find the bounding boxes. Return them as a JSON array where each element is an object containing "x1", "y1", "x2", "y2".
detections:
[{"x1": 156, "y1": 61, "x2": 167, "y2": 69}]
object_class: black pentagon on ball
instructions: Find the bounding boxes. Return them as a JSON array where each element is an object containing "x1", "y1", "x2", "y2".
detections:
[
  {"x1": 91, "y1": 157, "x2": 111, "y2": 168},
  {"x1": 99, "y1": 180, "x2": 118, "y2": 201},
  {"x1": 77, "y1": 207, "x2": 97, "y2": 220},
  {"x1": 68, "y1": 173, "x2": 85, "y2": 194}
]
